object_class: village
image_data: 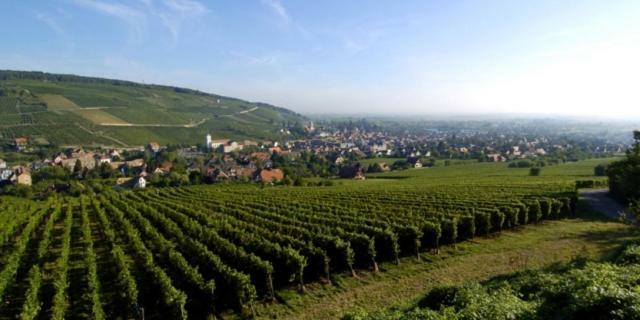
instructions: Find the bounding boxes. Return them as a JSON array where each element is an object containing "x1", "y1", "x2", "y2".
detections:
[{"x1": 0, "y1": 120, "x2": 623, "y2": 193}]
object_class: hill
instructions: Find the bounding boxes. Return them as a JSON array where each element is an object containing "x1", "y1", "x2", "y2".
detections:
[{"x1": 0, "y1": 70, "x2": 306, "y2": 147}]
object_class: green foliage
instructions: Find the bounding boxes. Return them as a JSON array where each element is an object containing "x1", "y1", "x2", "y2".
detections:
[
  {"x1": 607, "y1": 131, "x2": 640, "y2": 202},
  {"x1": 617, "y1": 244, "x2": 640, "y2": 265},
  {"x1": 529, "y1": 167, "x2": 541, "y2": 176},
  {"x1": 594, "y1": 164, "x2": 607, "y2": 176},
  {"x1": 19, "y1": 266, "x2": 42, "y2": 320},
  {"x1": 347, "y1": 244, "x2": 640, "y2": 320}
]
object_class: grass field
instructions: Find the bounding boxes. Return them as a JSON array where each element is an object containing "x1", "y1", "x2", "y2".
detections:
[
  {"x1": 72, "y1": 109, "x2": 129, "y2": 125},
  {"x1": 39, "y1": 94, "x2": 79, "y2": 111}
]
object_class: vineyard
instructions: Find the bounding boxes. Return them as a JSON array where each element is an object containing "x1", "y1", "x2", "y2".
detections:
[{"x1": 0, "y1": 159, "x2": 589, "y2": 319}]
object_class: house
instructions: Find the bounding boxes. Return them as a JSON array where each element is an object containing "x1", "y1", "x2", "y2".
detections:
[
  {"x1": 222, "y1": 141, "x2": 243, "y2": 153},
  {"x1": 116, "y1": 177, "x2": 132, "y2": 186},
  {"x1": 53, "y1": 153, "x2": 67, "y2": 165},
  {"x1": 236, "y1": 167, "x2": 257, "y2": 180},
  {"x1": 378, "y1": 162, "x2": 391, "y2": 172},
  {"x1": 65, "y1": 148, "x2": 85, "y2": 159},
  {"x1": 268, "y1": 146, "x2": 282, "y2": 154},
  {"x1": 0, "y1": 159, "x2": 6, "y2": 169},
  {"x1": 350, "y1": 148, "x2": 366, "y2": 159},
  {"x1": 125, "y1": 159, "x2": 145, "y2": 168},
  {"x1": 108, "y1": 149, "x2": 121, "y2": 159},
  {"x1": 133, "y1": 176, "x2": 146, "y2": 189},
  {"x1": 110, "y1": 161, "x2": 125, "y2": 170},
  {"x1": 251, "y1": 152, "x2": 271, "y2": 162},
  {"x1": 370, "y1": 143, "x2": 388, "y2": 153},
  {"x1": 60, "y1": 153, "x2": 97, "y2": 171},
  {"x1": 215, "y1": 170, "x2": 230, "y2": 181},
  {"x1": 210, "y1": 139, "x2": 230, "y2": 149},
  {"x1": 14, "y1": 137, "x2": 28, "y2": 151},
  {"x1": 486, "y1": 153, "x2": 506, "y2": 162},
  {"x1": 154, "y1": 160, "x2": 173, "y2": 175},
  {"x1": 0, "y1": 169, "x2": 12, "y2": 182},
  {"x1": 115, "y1": 176, "x2": 146, "y2": 189},
  {"x1": 14, "y1": 172, "x2": 32, "y2": 186},
  {"x1": 147, "y1": 142, "x2": 161, "y2": 153},
  {"x1": 407, "y1": 157, "x2": 423, "y2": 168},
  {"x1": 9, "y1": 166, "x2": 31, "y2": 186},
  {"x1": 96, "y1": 155, "x2": 111, "y2": 166},
  {"x1": 244, "y1": 140, "x2": 259, "y2": 147},
  {"x1": 254, "y1": 168, "x2": 284, "y2": 183}
]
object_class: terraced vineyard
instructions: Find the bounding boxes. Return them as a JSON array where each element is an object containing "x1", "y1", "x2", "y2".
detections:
[
  {"x1": 0, "y1": 167, "x2": 581, "y2": 319},
  {"x1": 0, "y1": 71, "x2": 306, "y2": 146}
]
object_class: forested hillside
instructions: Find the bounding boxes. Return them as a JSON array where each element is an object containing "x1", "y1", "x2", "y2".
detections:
[{"x1": 0, "y1": 71, "x2": 306, "y2": 147}]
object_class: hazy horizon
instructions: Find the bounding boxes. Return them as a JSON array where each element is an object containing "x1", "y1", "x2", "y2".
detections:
[{"x1": 2, "y1": 1, "x2": 640, "y2": 117}]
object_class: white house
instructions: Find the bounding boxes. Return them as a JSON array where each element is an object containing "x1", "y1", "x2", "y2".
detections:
[
  {"x1": 210, "y1": 139, "x2": 230, "y2": 149},
  {"x1": 0, "y1": 169, "x2": 12, "y2": 182},
  {"x1": 133, "y1": 176, "x2": 146, "y2": 189},
  {"x1": 223, "y1": 141, "x2": 243, "y2": 153}
]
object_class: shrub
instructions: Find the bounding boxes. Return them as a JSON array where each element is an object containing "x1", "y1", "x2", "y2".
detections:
[
  {"x1": 594, "y1": 164, "x2": 607, "y2": 177},
  {"x1": 617, "y1": 245, "x2": 640, "y2": 265},
  {"x1": 457, "y1": 216, "x2": 475, "y2": 240},
  {"x1": 530, "y1": 167, "x2": 541, "y2": 176},
  {"x1": 474, "y1": 213, "x2": 491, "y2": 236}
]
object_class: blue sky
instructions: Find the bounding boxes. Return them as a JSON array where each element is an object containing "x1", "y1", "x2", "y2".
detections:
[{"x1": 1, "y1": 0, "x2": 640, "y2": 117}]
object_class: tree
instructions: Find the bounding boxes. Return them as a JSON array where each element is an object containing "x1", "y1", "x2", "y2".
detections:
[
  {"x1": 594, "y1": 164, "x2": 607, "y2": 177},
  {"x1": 73, "y1": 159, "x2": 83, "y2": 175},
  {"x1": 188, "y1": 171, "x2": 202, "y2": 185},
  {"x1": 607, "y1": 131, "x2": 640, "y2": 202},
  {"x1": 530, "y1": 167, "x2": 541, "y2": 176}
]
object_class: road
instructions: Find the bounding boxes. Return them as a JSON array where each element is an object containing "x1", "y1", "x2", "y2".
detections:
[{"x1": 580, "y1": 189, "x2": 626, "y2": 219}]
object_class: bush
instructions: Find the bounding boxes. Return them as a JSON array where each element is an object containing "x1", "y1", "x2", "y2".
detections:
[
  {"x1": 489, "y1": 209, "x2": 505, "y2": 232},
  {"x1": 509, "y1": 160, "x2": 534, "y2": 168},
  {"x1": 575, "y1": 180, "x2": 608, "y2": 189},
  {"x1": 457, "y1": 215, "x2": 475, "y2": 240},
  {"x1": 530, "y1": 167, "x2": 542, "y2": 176},
  {"x1": 617, "y1": 245, "x2": 640, "y2": 265},
  {"x1": 421, "y1": 222, "x2": 441, "y2": 249},
  {"x1": 440, "y1": 219, "x2": 458, "y2": 245},
  {"x1": 594, "y1": 164, "x2": 607, "y2": 177},
  {"x1": 474, "y1": 213, "x2": 491, "y2": 236}
]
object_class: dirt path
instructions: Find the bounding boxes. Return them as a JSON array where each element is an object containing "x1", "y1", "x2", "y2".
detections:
[{"x1": 580, "y1": 189, "x2": 626, "y2": 219}]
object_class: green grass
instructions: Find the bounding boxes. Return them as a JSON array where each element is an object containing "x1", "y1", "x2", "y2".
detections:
[
  {"x1": 0, "y1": 71, "x2": 306, "y2": 146},
  {"x1": 363, "y1": 158, "x2": 617, "y2": 186},
  {"x1": 358, "y1": 157, "x2": 404, "y2": 166}
]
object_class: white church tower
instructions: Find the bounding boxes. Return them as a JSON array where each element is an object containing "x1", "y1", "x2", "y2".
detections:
[{"x1": 205, "y1": 133, "x2": 212, "y2": 149}]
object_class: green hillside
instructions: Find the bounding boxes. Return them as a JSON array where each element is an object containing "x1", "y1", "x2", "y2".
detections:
[{"x1": 0, "y1": 70, "x2": 306, "y2": 147}]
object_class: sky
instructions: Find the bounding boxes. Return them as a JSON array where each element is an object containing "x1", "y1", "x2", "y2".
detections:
[{"x1": 1, "y1": 0, "x2": 640, "y2": 117}]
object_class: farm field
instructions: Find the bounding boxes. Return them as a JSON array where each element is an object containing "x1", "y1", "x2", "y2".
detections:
[
  {"x1": 0, "y1": 71, "x2": 305, "y2": 146},
  {"x1": 0, "y1": 159, "x2": 629, "y2": 319}
]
